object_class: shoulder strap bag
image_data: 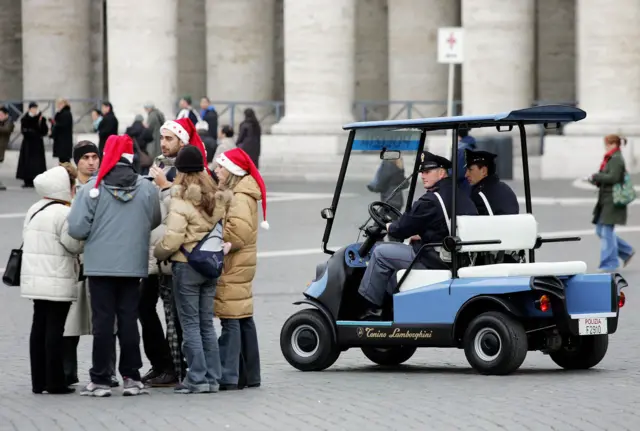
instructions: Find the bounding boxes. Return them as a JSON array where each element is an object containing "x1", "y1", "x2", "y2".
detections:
[{"x1": 2, "y1": 201, "x2": 63, "y2": 287}]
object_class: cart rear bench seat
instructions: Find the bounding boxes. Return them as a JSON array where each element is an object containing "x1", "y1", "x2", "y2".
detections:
[{"x1": 397, "y1": 214, "x2": 587, "y2": 292}]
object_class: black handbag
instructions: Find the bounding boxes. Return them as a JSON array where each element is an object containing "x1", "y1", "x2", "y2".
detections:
[{"x1": 2, "y1": 201, "x2": 63, "y2": 287}]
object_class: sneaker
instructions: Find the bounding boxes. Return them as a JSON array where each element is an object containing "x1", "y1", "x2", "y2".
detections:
[
  {"x1": 173, "y1": 382, "x2": 211, "y2": 395},
  {"x1": 146, "y1": 372, "x2": 178, "y2": 388},
  {"x1": 80, "y1": 382, "x2": 112, "y2": 397},
  {"x1": 174, "y1": 382, "x2": 192, "y2": 394},
  {"x1": 0, "y1": 181, "x2": 6, "y2": 191},
  {"x1": 122, "y1": 378, "x2": 148, "y2": 396},
  {"x1": 110, "y1": 375, "x2": 120, "y2": 388},
  {"x1": 141, "y1": 368, "x2": 161, "y2": 383}
]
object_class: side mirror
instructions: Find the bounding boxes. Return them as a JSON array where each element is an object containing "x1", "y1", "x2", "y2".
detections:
[
  {"x1": 380, "y1": 149, "x2": 401, "y2": 160},
  {"x1": 320, "y1": 208, "x2": 334, "y2": 220}
]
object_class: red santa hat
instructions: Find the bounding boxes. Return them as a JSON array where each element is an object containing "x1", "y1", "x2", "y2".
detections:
[
  {"x1": 89, "y1": 134, "x2": 134, "y2": 198},
  {"x1": 160, "y1": 118, "x2": 209, "y2": 173},
  {"x1": 215, "y1": 148, "x2": 269, "y2": 229}
]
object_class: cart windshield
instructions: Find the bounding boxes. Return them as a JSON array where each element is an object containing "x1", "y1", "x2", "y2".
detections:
[{"x1": 323, "y1": 128, "x2": 424, "y2": 250}]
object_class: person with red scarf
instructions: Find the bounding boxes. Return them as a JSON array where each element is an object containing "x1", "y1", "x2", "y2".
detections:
[{"x1": 587, "y1": 134, "x2": 635, "y2": 271}]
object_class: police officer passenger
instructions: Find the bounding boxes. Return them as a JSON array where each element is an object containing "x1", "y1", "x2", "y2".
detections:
[
  {"x1": 357, "y1": 152, "x2": 478, "y2": 318},
  {"x1": 464, "y1": 149, "x2": 519, "y2": 216}
]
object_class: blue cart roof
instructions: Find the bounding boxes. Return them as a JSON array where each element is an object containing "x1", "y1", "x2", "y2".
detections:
[{"x1": 342, "y1": 105, "x2": 586, "y2": 131}]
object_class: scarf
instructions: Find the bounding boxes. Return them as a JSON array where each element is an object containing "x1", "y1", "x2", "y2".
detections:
[{"x1": 600, "y1": 147, "x2": 619, "y2": 172}]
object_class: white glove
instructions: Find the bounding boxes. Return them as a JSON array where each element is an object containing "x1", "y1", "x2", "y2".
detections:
[{"x1": 223, "y1": 242, "x2": 232, "y2": 255}]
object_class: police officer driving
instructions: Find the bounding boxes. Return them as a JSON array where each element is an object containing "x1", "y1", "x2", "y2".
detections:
[
  {"x1": 464, "y1": 149, "x2": 519, "y2": 216},
  {"x1": 357, "y1": 152, "x2": 478, "y2": 319}
]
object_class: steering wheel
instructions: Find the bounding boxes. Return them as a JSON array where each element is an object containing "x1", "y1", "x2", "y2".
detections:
[{"x1": 368, "y1": 201, "x2": 403, "y2": 229}]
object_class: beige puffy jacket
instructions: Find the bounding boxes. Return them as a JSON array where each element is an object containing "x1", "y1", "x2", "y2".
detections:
[
  {"x1": 214, "y1": 176, "x2": 261, "y2": 319},
  {"x1": 154, "y1": 184, "x2": 232, "y2": 263}
]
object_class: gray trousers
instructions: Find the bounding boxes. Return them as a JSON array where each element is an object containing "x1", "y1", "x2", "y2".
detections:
[{"x1": 358, "y1": 243, "x2": 424, "y2": 307}]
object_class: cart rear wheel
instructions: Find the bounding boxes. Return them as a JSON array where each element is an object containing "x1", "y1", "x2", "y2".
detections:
[
  {"x1": 361, "y1": 346, "x2": 417, "y2": 366},
  {"x1": 463, "y1": 311, "x2": 528, "y2": 375},
  {"x1": 550, "y1": 335, "x2": 608, "y2": 370},
  {"x1": 280, "y1": 309, "x2": 339, "y2": 371}
]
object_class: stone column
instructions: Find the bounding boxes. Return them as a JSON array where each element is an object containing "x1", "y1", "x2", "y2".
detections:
[
  {"x1": 177, "y1": 0, "x2": 206, "y2": 102},
  {"x1": 206, "y1": 0, "x2": 275, "y2": 129},
  {"x1": 273, "y1": 0, "x2": 285, "y2": 102},
  {"x1": 0, "y1": 0, "x2": 22, "y2": 101},
  {"x1": 271, "y1": 0, "x2": 356, "y2": 135},
  {"x1": 536, "y1": 0, "x2": 575, "y2": 104},
  {"x1": 22, "y1": 0, "x2": 91, "y2": 104},
  {"x1": 461, "y1": 0, "x2": 535, "y2": 116},
  {"x1": 565, "y1": 0, "x2": 640, "y2": 136},
  {"x1": 90, "y1": 0, "x2": 106, "y2": 100},
  {"x1": 106, "y1": 0, "x2": 177, "y2": 130},
  {"x1": 355, "y1": 0, "x2": 388, "y2": 120},
  {"x1": 388, "y1": 0, "x2": 458, "y2": 119}
]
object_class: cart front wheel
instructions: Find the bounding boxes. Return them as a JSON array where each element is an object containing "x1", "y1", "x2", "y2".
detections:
[
  {"x1": 361, "y1": 346, "x2": 417, "y2": 366},
  {"x1": 463, "y1": 311, "x2": 528, "y2": 375},
  {"x1": 280, "y1": 309, "x2": 339, "y2": 371}
]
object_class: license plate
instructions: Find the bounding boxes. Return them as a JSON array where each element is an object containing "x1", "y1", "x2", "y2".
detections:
[{"x1": 578, "y1": 317, "x2": 608, "y2": 335}]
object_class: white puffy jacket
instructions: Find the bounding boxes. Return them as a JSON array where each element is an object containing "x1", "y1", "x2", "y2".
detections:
[{"x1": 20, "y1": 166, "x2": 84, "y2": 301}]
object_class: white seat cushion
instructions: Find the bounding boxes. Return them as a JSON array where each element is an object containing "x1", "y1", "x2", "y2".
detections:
[
  {"x1": 456, "y1": 214, "x2": 538, "y2": 252},
  {"x1": 457, "y1": 261, "x2": 587, "y2": 278},
  {"x1": 396, "y1": 269, "x2": 452, "y2": 292}
]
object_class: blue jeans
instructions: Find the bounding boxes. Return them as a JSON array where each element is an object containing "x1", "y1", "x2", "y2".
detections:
[
  {"x1": 595, "y1": 223, "x2": 634, "y2": 270},
  {"x1": 172, "y1": 263, "x2": 221, "y2": 392},
  {"x1": 219, "y1": 317, "x2": 261, "y2": 386}
]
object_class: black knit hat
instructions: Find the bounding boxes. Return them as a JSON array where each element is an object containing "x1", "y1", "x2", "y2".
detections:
[{"x1": 175, "y1": 145, "x2": 204, "y2": 173}]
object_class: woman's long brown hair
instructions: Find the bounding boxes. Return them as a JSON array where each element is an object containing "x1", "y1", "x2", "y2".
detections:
[
  {"x1": 605, "y1": 134, "x2": 628, "y2": 147},
  {"x1": 173, "y1": 171, "x2": 219, "y2": 216}
]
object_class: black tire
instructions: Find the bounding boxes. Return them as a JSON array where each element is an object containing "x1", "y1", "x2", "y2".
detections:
[
  {"x1": 463, "y1": 311, "x2": 528, "y2": 375},
  {"x1": 280, "y1": 308, "x2": 340, "y2": 372},
  {"x1": 549, "y1": 335, "x2": 608, "y2": 370},
  {"x1": 361, "y1": 346, "x2": 417, "y2": 366}
]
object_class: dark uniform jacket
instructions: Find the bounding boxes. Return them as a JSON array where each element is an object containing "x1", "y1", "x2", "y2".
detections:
[
  {"x1": 470, "y1": 174, "x2": 519, "y2": 216},
  {"x1": 388, "y1": 177, "x2": 478, "y2": 267}
]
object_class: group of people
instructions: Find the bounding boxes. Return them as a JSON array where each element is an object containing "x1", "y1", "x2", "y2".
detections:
[
  {"x1": 358, "y1": 132, "x2": 635, "y2": 317},
  {"x1": 1, "y1": 95, "x2": 263, "y2": 192},
  {"x1": 19, "y1": 116, "x2": 268, "y2": 397}
]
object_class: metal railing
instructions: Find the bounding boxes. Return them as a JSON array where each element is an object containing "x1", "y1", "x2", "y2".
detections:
[
  {"x1": 1, "y1": 98, "x2": 102, "y2": 148},
  {"x1": 1, "y1": 98, "x2": 577, "y2": 153}
]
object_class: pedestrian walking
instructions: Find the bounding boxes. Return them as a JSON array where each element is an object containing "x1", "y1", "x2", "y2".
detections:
[{"x1": 587, "y1": 134, "x2": 636, "y2": 271}]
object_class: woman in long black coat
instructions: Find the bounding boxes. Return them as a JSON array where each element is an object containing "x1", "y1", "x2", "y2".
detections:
[
  {"x1": 236, "y1": 108, "x2": 262, "y2": 168},
  {"x1": 51, "y1": 99, "x2": 73, "y2": 163},
  {"x1": 16, "y1": 102, "x2": 48, "y2": 188}
]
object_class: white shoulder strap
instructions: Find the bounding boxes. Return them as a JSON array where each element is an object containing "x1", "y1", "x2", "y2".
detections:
[
  {"x1": 478, "y1": 191, "x2": 494, "y2": 216},
  {"x1": 433, "y1": 192, "x2": 451, "y2": 235}
]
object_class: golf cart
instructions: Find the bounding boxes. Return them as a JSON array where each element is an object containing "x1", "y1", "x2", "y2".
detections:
[{"x1": 279, "y1": 105, "x2": 627, "y2": 375}]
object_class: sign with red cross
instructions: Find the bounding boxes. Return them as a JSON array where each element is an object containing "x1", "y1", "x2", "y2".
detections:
[{"x1": 438, "y1": 27, "x2": 464, "y2": 64}]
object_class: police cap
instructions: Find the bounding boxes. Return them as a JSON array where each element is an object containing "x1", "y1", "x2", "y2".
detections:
[
  {"x1": 464, "y1": 149, "x2": 497, "y2": 169},
  {"x1": 418, "y1": 151, "x2": 452, "y2": 172}
]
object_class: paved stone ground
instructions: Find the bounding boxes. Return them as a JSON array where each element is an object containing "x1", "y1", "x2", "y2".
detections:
[{"x1": 1, "y1": 175, "x2": 639, "y2": 430}]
